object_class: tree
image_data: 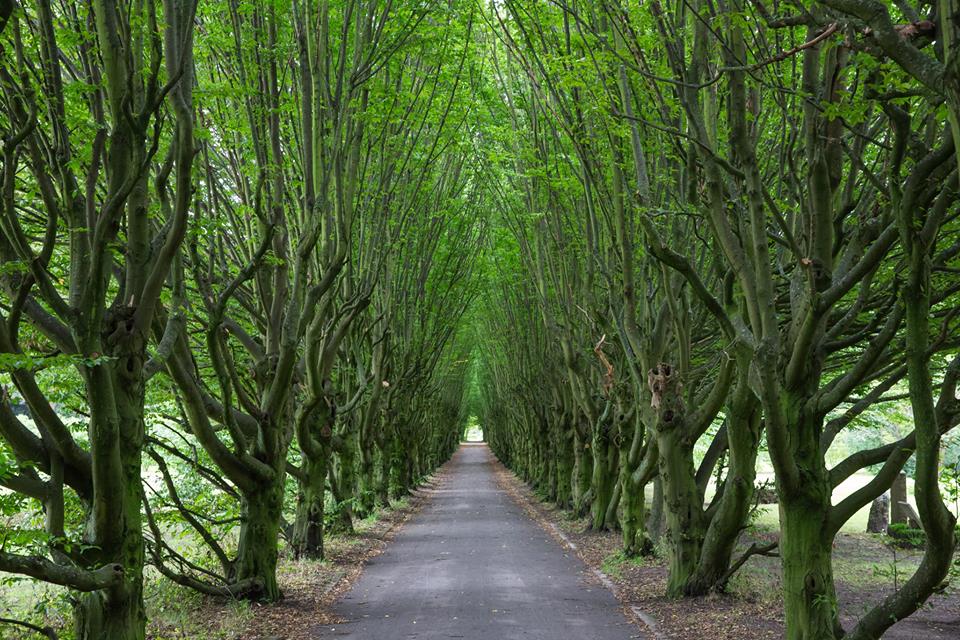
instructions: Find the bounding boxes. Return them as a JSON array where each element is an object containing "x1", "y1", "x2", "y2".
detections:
[{"x1": 0, "y1": 1, "x2": 197, "y2": 637}]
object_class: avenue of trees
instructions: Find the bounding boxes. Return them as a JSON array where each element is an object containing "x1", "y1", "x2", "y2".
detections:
[{"x1": 0, "y1": 1, "x2": 957, "y2": 640}]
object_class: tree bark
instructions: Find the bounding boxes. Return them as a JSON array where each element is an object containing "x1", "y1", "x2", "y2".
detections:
[
  {"x1": 292, "y1": 448, "x2": 331, "y2": 560},
  {"x1": 235, "y1": 483, "x2": 283, "y2": 601}
]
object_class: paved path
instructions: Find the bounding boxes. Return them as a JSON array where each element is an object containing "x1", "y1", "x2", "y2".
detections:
[{"x1": 317, "y1": 443, "x2": 638, "y2": 639}]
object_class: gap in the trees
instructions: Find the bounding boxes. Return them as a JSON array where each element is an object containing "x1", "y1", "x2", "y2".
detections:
[{"x1": 463, "y1": 416, "x2": 484, "y2": 442}]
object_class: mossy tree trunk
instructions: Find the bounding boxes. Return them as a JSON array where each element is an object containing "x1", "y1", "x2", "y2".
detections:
[
  {"x1": 235, "y1": 482, "x2": 285, "y2": 601},
  {"x1": 649, "y1": 364, "x2": 704, "y2": 596},
  {"x1": 553, "y1": 418, "x2": 574, "y2": 509},
  {"x1": 619, "y1": 415, "x2": 656, "y2": 557},
  {"x1": 292, "y1": 441, "x2": 331, "y2": 560},
  {"x1": 572, "y1": 428, "x2": 593, "y2": 518},
  {"x1": 779, "y1": 485, "x2": 842, "y2": 640},
  {"x1": 685, "y1": 375, "x2": 761, "y2": 594},
  {"x1": 588, "y1": 410, "x2": 618, "y2": 531}
]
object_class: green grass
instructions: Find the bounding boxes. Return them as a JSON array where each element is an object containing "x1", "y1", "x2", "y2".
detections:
[
  {"x1": 0, "y1": 578, "x2": 72, "y2": 637},
  {"x1": 599, "y1": 550, "x2": 651, "y2": 580},
  {"x1": 832, "y1": 552, "x2": 922, "y2": 589}
]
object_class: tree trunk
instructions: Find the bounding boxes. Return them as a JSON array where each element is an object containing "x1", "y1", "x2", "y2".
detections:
[
  {"x1": 332, "y1": 432, "x2": 358, "y2": 533},
  {"x1": 292, "y1": 449, "x2": 330, "y2": 560},
  {"x1": 780, "y1": 490, "x2": 842, "y2": 640},
  {"x1": 648, "y1": 475, "x2": 665, "y2": 545},
  {"x1": 657, "y1": 425, "x2": 704, "y2": 596},
  {"x1": 75, "y1": 588, "x2": 145, "y2": 640},
  {"x1": 620, "y1": 416, "x2": 654, "y2": 557},
  {"x1": 687, "y1": 393, "x2": 761, "y2": 594},
  {"x1": 543, "y1": 424, "x2": 557, "y2": 502},
  {"x1": 572, "y1": 429, "x2": 593, "y2": 517},
  {"x1": 236, "y1": 483, "x2": 284, "y2": 601},
  {"x1": 75, "y1": 453, "x2": 145, "y2": 640},
  {"x1": 620, "y1": 474, "x2": 649, "y2": 556},
  {"x1": 410, "y1": 439, "x2": 421, "y2": 486},
  {"x1": 75, "y1": 329, "x2": 148, "y2": 639},
  {"x1": 358, "y1": 443, "x2": 376, "y2": 515},
  {"x1": 589, "y1": 430, "x2": 616, "y2": 530},
  {"x1": 650, "y1": 363, "x2": 707, "y2": 596},
  {"x1": 554, "y1": 425, "x2": 573, "y2": 509},
  {"x1": 376, "y1": 439, "x2": 391, "y2": 505},
  {"x1": 392, "y1": 434, "x2": 417, "y2": 499}
]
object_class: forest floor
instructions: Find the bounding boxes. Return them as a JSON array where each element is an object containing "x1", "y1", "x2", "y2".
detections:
[{"x1": 491, "y1": 456, "x2": 960, "y2": 640}]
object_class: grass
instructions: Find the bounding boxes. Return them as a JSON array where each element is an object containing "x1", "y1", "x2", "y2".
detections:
[
  {"x1": 0, "y1": 579, "x2": 72, "y2": 638},
  {"x1": 727, "y1": 561, "x2": 782, "y2": 607},
  {"x1": 600, "y1": 550, "x2": 652, "y2": 580},
  {"x1": 148, "y1": 592, "x2": 253, "y2": 640}
]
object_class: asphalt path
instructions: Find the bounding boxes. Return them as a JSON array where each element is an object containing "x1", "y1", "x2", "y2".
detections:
[{"x1": 316, "y1": 443, "x2": 639, "y2": 639}]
